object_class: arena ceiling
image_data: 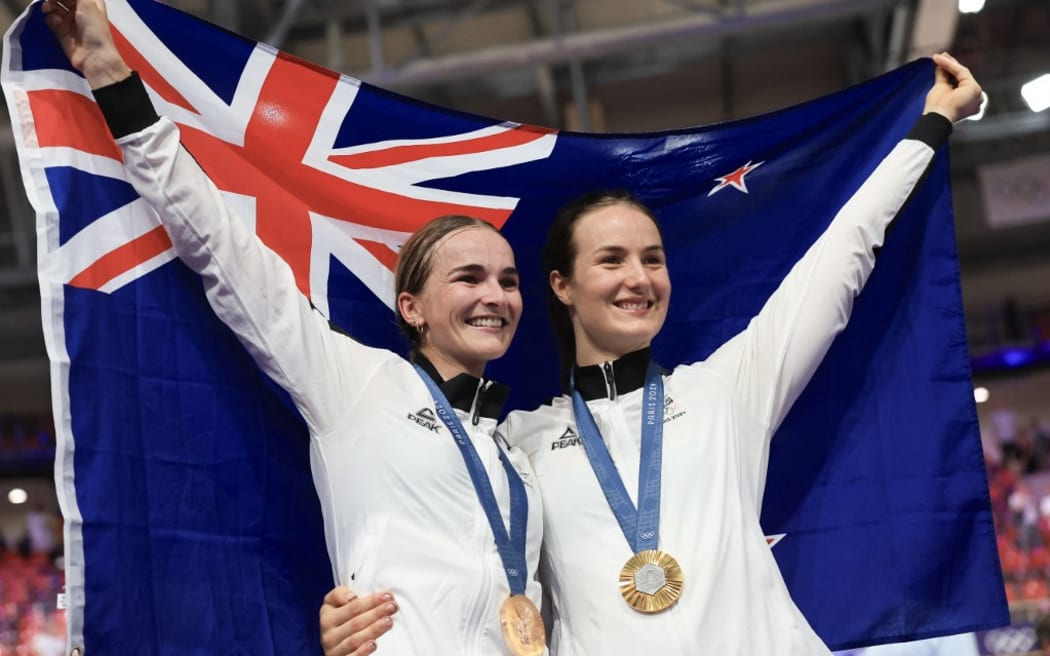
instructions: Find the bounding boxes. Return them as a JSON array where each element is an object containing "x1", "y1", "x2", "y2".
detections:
[{"x1": 0, "y1": 0, "x2": 1047, "y2": 413}]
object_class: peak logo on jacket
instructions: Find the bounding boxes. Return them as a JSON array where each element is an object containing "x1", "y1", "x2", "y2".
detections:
[
  {"x1": 550, "y1": 397, "x2": 686, "y2": 451},
  {"x1": 407, "y1": 407, "x2": 442, "y2": 433},
  {"x1": 550, "y1": 427, "x2": 580, "y2": 451}
]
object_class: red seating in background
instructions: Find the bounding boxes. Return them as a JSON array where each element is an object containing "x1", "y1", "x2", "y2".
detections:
[{"x1": 0, "y1": 549, "x2": 65, "y2": 653}]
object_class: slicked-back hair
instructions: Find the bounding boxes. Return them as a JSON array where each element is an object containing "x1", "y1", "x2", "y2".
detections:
[{"x1": 395, "y1": 215, "x2": 501, "y2": 357}]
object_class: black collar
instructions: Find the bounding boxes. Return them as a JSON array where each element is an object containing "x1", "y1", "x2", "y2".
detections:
[
  {"x1": 414, "y1": 355, "x2": 509, "y2": 420},
  {"x1": 571, "y1": 347, "x2": 656, "y2": 401}
]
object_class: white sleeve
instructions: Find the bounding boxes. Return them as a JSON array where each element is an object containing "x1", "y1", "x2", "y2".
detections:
[
  {"x1": 702, "y1": 114, "x2": 950, "y2": 435},
  {"x1": 116, "y1": 116, "x2": 386, "y2": 435}
]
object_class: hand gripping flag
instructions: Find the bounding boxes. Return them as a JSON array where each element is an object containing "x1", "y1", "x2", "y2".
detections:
[{"x1": 2, "y1": 0, "x2": 1007, "y2": 653}]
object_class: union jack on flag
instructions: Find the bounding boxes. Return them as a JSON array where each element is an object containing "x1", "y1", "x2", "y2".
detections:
[
  {"x1": 18, "y1": 0, "x2": 556, "y2": 309},
  {"x1": 3, "y1": 0, "x2": 1007, "y2": 653}
]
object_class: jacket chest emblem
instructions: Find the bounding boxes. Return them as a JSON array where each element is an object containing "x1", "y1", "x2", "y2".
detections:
[
  {"x1": 550, "y1": 426, "x2": 581, "y2": 451},
  {"x1": 664, "y1": 395, "x2": 687, "y2": 424},
  {"x1": 407, "y1": 407, "x2": 442, "y2": 433}
]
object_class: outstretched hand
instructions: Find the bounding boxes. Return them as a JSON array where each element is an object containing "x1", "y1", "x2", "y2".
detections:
[
  {"x1": 41, "y1": 0, "x2": 131, "y2": 88},
  {"x1": 924, "y1": 52, "x2": 983, "y2": 123}
]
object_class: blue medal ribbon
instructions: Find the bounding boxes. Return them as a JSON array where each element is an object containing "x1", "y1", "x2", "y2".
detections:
[
  {"x1": 414, "y1": 365, "x2": 529, "y2": 595},
  {"x1": 571, "y1": 362, "x2": 664, "y2": 554}
]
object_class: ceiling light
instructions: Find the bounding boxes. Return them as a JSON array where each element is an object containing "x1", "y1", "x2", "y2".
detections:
[
  {"x1": 958, "y1": 0, "x2": 984, "y2": 13},
  {"x1": 8, "y1": 488, "x2": 28, "y2": 504},
  {"x1": 1021, "y1": 74, "x2": 1050, "y2": 112},
  {"x1": 973, "y1": 387, "x2": 989, "y2": 403}
]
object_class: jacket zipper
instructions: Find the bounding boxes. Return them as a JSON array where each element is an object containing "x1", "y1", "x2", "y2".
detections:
[
  {"x1": 470, "y1": 379, "x2": 487, "y2": 426},
  {"x1": 602, "y1": 361, "x2": 617, "y2": 400}
]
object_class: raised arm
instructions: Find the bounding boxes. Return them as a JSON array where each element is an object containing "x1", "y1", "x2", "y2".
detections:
[
  {"x1": 43, "y1": 0, "x2": 381, "y2": 433},
  {"x1": 704, "y1": 53, "x2": 981, "y2": 434}
]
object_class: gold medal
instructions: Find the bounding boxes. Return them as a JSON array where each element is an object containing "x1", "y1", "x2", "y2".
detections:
[
  {"x1": 618, "y1": 549, "x2": 683, "y2": 613},
  {"x1": 499, "y1": 594, "x2": 546, "y2": 656}
]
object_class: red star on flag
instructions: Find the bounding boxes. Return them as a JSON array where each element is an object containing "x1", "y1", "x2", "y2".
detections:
[
  {"x1": 766, "y1": 533, "x2": 785, "y2": 548},
  {"x1": 708, "y1": 160, "x2": 764, "y2": 196}
]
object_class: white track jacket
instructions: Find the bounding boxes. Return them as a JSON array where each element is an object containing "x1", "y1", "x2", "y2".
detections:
[
  {"x1": 96, "y1": 74, "x2": 544, "y2": 655},
  {"x1": 499, "y1": 114, "x2": 952, "y2": 656}
]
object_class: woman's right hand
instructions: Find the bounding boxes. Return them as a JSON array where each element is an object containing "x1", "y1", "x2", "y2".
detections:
[
  {"x1": 41, "y1": 0, "x2": 131, "y2": 88},
  {"x1": 319, "y1": 586, "x2": 399, "y2": 656},
  {"x1": 925, "y1": 52, "x2": 983, "y2": 124}
]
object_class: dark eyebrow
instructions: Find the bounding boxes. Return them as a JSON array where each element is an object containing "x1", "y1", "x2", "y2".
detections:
[
  {"x1": 448, "y1": 264, "x2": 519, "y2": 277},
  {"x1": 593, "y1": 244, "x2": 664, "y2": 253}
]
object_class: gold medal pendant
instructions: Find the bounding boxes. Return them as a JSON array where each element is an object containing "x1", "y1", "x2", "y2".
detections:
[
  {"x1": 499, "y1": 594, "x2": 546, "y2": 656},
  {"x1": 619, "y1": 549, "x2": 684, "y2": 613}
]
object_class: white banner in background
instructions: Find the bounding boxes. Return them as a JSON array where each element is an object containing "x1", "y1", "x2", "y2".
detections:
[{"x1": 978, "y1": 152, "x2": 1050, "y2": 228}]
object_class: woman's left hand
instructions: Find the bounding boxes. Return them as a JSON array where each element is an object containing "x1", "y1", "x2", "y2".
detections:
[{"x1": 924, "y1": 52, "x2": 983, "y2": 123}]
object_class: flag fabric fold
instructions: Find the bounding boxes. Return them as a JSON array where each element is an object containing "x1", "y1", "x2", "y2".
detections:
[{"x1": 2, "y1": 0, "x2": 1006, "y2": 653}]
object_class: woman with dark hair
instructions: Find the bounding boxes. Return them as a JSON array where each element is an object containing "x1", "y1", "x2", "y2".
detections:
[
  {"x1": 321, "y1": 52, "x2": 981, "y2": 655},
  {"x1": 43, "y1": 1, "x2": 546, "y2": 655},
  {"x1": 496, "y1": 52, "x2": 981, "y2": 655}
]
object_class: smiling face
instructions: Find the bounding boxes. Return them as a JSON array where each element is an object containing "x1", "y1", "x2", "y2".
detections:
[
  {"x1": 550, "y1": 202, "x2": 670, "y2": 366},
  {"x1": 398, "y1": 225, "x2": 522, "y2": 379}
]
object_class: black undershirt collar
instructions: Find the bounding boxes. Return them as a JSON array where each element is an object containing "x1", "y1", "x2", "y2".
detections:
[
  {"x1": 571, "y1": 347, "x2": 659, "y2": 401},
  {"x1": 414, "y1": 354, "x2": 509, "y2": 421}
]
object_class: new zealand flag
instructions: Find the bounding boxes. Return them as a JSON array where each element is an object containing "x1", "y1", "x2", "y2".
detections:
[{"x1": 2, "y1": 0, "x2": 1006, "y2": 653}]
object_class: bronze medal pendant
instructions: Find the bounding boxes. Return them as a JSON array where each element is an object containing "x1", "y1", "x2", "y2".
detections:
[
  {"x1": 499, "y1": 594, "x2": 546, "y2": 656},
  {"x1": 618, "y1": 549, "x2": 684, "y2": 613},
  {"x1": 415, "y1": 370, "x2": 538, "y2": 652}
]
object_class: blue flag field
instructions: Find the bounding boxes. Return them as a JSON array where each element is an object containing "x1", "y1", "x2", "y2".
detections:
[{"x1": 2, "y1": 0, "x2": 1006, "y2": 653}]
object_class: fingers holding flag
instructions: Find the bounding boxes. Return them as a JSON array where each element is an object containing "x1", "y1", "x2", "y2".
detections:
[
  {"x1": 41, "y1": 0, "x2": 132, "y2": 89},
  {"x1": 41, "y1": 0, "x2": 77, "y2": 46},
  {"x1": 925, "y1": 52, "x2": 984, "y2": 123}
]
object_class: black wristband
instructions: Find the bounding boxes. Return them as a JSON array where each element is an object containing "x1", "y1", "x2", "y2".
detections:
[
  {"x1": 92, "y1": 71, "x2": 160, "y2": 140},
  {"x1": 907, "y1": 113, "x2": 953, "y2": 149}
]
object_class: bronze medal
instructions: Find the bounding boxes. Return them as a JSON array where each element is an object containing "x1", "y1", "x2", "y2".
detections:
[
  {"x1": 618, "y1": 549, "x2": 684, "y2": 613},
  {"x1": 499, "y1": 594, "x2": 546, "y2": 656}
]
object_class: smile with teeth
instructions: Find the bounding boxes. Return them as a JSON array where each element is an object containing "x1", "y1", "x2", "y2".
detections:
[
  {"x1": 467, "y1": 317, "x2": 505, "y2": 328},
  {"x1": 615, "y1": 300, "x2": 652, "y2": 311}
]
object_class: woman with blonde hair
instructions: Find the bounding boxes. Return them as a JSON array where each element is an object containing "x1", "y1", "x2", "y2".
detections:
[{"x1": 43, "y1": 1, "x2": 547, "y2": 654}]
